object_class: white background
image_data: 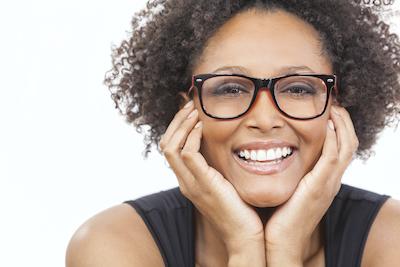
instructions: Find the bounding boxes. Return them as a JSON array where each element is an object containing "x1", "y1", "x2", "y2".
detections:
[{"x1": 0, "y1": 1, "x2": 399, "y2": 266}]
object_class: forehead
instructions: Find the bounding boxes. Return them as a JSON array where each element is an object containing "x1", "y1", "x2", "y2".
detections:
[{"x1": 193, "y1": 9, "x2": 333, "y2": 77}]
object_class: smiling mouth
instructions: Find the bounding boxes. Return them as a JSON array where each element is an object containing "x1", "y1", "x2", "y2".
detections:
[
  {"x1": 235, "y1": 147, "x2": 295, "y2": 163},
  {"x1": 232, "y1": 148, "x2": 296, "y2": 175}
]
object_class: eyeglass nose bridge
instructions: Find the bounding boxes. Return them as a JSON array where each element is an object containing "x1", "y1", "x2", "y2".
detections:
[
  {"x1": 252, "y1": 77, "x2": 275, "y2": 96},
  {"x1": 246, "y1": 77, "x2": 282, "y2": 118}
]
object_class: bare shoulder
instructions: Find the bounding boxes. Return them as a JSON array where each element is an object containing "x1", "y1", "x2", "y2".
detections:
[
  {"x1": 362, "y1": 197, "x2": 400, "y2": 267},
  {"x1": 66, "y1": 203, "x2": 164, "y2": 267}
]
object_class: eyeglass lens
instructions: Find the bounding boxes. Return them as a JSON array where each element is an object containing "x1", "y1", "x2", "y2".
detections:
[{"x1": 200, "y1": 75, "x2": 328, "y2": 119}]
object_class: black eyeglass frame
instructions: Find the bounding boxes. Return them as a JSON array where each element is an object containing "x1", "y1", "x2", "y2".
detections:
[{"x1": 187, "y1": 73, "x2": 338, "y2": 120}]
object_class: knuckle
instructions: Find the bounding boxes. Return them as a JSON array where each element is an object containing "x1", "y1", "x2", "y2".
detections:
[
  {"x1": 180, "y1": 150, "x2": 194, "y2": 161},
  {"x1": 163, "y1": 147, "x2": 175, "y2": 157},
  {"x1": 179, "y1": 186, "x2": 189, "y2": 197},
  {"x1": 344, "y1": 150, "x2": 354, "y2": 161},
  {"x1": 187, "y1": 187, "x2": 200, "y2": 199},
  {"x1": 340, "y1": 108, "x2": 348, "y2": 117},
  {"x1": 339, "y1": 106, "x2": 350, "y2": 117},
  {"x1": 159, "y1": 140, "x2": 166, "y2": 151},
  {"x1": 176, "y1": 108, "x2": 189, "y2": 120},
  {"x1": 180, "y1": 183, "x2": 198, "y2": 199},
  {"x1": 325, "y1": 154, "x2": 338, "y2": 164},
  {"x1": 310, "y1": 188, "x2": 325, "y2": 201},
  {"x1": 173, "y1": 110, "x2": 182, "y2": 120},
  {"x1": 354, "y1": 138, "x2": 360, "y2": 148},
  {"x1": 344, "y1": 145, "x2": 356, "y2": 158}
]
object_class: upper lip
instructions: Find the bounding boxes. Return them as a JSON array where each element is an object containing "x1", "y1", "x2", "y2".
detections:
[{"x1": 233, "y1": 140, "x2": 297, "y2": 153}]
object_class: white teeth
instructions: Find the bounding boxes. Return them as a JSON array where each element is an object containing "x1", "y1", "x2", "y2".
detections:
[
  {"x1": 282, "y1": 147, "x2": 288, "y2": 157},
  {"x1": 266, "y1": 149, "x2": 276, "y2": 160},
  {"x1": 275, "y1": 147, "x2": 282, "y2": 158},
  {"x1": 256, "y1": 150, "x2": 267, "y2": 161},
  {"x1": 244, "y1": 150, "x2": 250, "y2": 160},
  {"x1": 250, "y1": 150, "x2": 257, "y2": 161},
  {"x1": 237, "y1": 146, "x2": 294, "y2": 162}
]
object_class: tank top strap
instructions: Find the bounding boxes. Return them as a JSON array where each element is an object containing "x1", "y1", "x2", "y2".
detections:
[
  {"x1": 124, "y1": 187, "x2": 195, "y2": 267},
  {"x1": 324, "y1": 184, "x2": 390, "y2": 267}
]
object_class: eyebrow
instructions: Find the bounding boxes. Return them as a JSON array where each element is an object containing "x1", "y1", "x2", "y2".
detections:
[{"x1": 211, "y1": 65, "x2": 316, "y2": 76}]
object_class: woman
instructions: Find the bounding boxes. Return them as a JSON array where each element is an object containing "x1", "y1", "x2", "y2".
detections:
[{"x1": 66, "y1": 0, "x2": 400, "y2": 266}]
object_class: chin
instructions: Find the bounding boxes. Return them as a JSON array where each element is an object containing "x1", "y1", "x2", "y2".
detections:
[{"x1": 236, "y1": 183, "x2": 296, "y2": 208}]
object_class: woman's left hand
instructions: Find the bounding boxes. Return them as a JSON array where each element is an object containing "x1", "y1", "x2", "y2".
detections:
[{"x1": 264, "y1": 106, "x2": 359, "y2": 266}]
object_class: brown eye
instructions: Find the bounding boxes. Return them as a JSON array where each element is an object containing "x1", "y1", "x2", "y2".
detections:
[
  {"x1": 276, "y1": 83, "x2": 317, "y2": 98},
  {"x1": 212, "y1": 83, "x2": 250, "y2": 96}
]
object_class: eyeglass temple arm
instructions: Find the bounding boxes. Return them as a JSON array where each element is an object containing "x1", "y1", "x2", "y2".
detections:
[
  {"x1": 332, "y1": 75, "x2": 339, "y2": 102},
  {"x1": 186, "y1": 75, "x2": 196, "y2": 98}
]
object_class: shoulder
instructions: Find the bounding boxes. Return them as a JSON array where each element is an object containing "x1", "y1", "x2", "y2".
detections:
[
  {"x1": 66, "y1": 203, "x2": 164, "y2": 267},
  {"x1": 362, "y1": 197, "x2": 400, "y2": 267}
]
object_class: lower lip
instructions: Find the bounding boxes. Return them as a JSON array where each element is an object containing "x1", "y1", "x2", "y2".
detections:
[{"x1": 232, "y1": 150, "x2": 296, "y2": 175}]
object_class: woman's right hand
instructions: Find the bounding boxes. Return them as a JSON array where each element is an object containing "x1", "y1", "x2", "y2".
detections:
[{"x1": 159, "y1": 100, "x2": 265, "y2": 256}]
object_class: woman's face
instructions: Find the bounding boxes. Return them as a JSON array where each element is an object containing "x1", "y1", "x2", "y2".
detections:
[{"x1": 191, "y1": 9, "x2": 334, "y2": 207}]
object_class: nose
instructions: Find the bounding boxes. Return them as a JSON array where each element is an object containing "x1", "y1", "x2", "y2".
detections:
[{"x1": 242, "y1": 87, "x2": 286, "y2": 131}]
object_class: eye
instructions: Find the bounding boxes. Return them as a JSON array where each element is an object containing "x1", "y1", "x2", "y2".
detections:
[
  {"x1": 212, "y1": 83, "x2": 250, "y2": 96},
  {"x1": 277, "y1": 83, "x2": 317, "y2": 97}
]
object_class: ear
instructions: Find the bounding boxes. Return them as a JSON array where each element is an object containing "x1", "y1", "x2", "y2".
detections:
[{"x1": 177, "y1": 91, "x2": 191, "y2": 109}]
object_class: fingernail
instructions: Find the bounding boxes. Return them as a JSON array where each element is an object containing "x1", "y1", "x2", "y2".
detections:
[
  {"x1": 194, "y1": 121, "x2": 202, "y2": 128},
  {"x1": 184, "y1": 100, "x2": 193, "y2": 109},
  {"x1": 328, "y1": 120, "x2": 335, "y2": 130},
  {"x1": 187, "y1": 109, "x2": 198, "y2": 119}
]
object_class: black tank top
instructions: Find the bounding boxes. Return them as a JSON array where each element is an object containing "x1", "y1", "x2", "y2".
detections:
[{"x1": 124, "y1": 183, "x2": 390, "y2": 267}]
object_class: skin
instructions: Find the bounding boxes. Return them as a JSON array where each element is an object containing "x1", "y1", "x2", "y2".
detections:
[
  {"x1": 66, "y1": 7, "x2": 400, "y2": 267},
  {"x1": 192, "y1": 9, "x2": 334, "y2": 208},
  {"x1": 160, "y1": 9, "x2": 360, "y2": 266}
]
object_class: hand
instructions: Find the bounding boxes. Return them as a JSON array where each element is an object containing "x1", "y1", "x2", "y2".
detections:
[
  {"x1": 264, "y1": 106, "x2": 359, "y2": 265},
  {"x1": 159, "y1": 100, "x2": 265, "y2": 259}
]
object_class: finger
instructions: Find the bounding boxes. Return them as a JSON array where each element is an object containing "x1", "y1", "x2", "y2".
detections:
[
  {"x1": 340, "y1": 110, "x2": 359, "y2": 161},
  {"x1": 274, "y1": 121, "x2": 339, "y2": 233},
  {"x1": 180, "y1": 120, "x2": 210, "y2": 177},
  {"x1": 329, "y1": 106, "x2": 344, "y2": 152},
  {"x1": 162, "y1": 109, "x2": 200, "y2": 187},
  {"x1": 159, "y1": 100, "x2": 194, "y2": 150},
  {"x1": 331, "y1": 106, "x2": 357, "y2": 164},
  {"x1": 167, "y1": 109, "x2": 199, "y2": 151},
  {"x1": 305, "y1": 108, "x2": 350, "y2": 199},
  {"x1": 306, "y1": 117, "x2": 339, "y2": 190},
  {"x1": 182, "y1": 121, "x2": 203, "y2": 152},
  {"x1": 321, "y1": 117, "x2": 339, "y2": 159},
  {"x1": 285, "y1": 113, "x2": 349, "y2": 233},
  {"x1": 180, "y1": 121, "x2": 218, "y2": 187},
  {"x1": 333, "y1": 106, "x2": 359, "y2": 150}
]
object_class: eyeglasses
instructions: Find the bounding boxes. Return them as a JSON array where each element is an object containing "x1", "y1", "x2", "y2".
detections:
[{"x1": 187, "y1": 73, "x2": 337, "y2": 120}]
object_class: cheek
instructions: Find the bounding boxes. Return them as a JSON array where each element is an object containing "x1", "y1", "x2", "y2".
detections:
[
  {"x1": 195, "y1": 97, "x2": 237, "y2": 146},
  {"x1": 201, "y1": 118, "x2": 236, "y2": 150},
  {"x1": 203, "y1": 122, "x2": 232, "y2": 141},
  {"x1": 295, "y1": 119, "x2": 327, "y2": 171},
  {"x1": 197, "y1": 111, "x2": 239, "y2": 167}
]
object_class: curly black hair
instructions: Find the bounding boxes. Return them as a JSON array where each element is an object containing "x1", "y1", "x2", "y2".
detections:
[{"x1": 104, "y1": 0, "x2": 400, "y2": 160}]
